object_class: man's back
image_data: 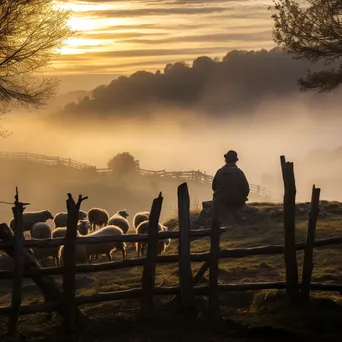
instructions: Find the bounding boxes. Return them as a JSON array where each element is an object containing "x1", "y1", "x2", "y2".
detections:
[{"x1": 212, "y1": 163, "x2": 250, "y2": 207}]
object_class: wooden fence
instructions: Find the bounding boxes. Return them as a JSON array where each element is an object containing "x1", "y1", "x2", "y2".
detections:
[
  {"x1": 0, "y1": 151, "x2": 96, "y2": 171},
  {"x1": 0, "y1": 151, "x2": 282, "y2": 201},
  {"x1": 0, "y1": 155, "x2": 342, "y2": 339}
]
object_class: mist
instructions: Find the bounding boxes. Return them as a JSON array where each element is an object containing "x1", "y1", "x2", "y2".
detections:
[{"x1": 2, "y1": 91, "x2": 342, "y2": 215}]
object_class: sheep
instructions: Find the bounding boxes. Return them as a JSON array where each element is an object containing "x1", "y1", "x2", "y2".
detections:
[
  {"x1": 32, "y1": 222, "x2": 87, "y2": 267},
  {"x1": 159, "y1": 225, "x2": 171, "y2": 254},
  {"x1": 9, "y1": 210, "x2": 54, "y2": 235},
  {"x1": 135, "y1": 221, "x2": 170, "y2": 258},
  {"x1": 58, "y1": 225, "x2": 126, "y2": 265},
  {"x1": 58, "y1": 244, "x2": 89, "y2": 266},
  {"x1": 88, "y1": 208, "x2": 109, "y2": 232},
  {"x1": 0, "y1": 253, "x2": 14, "y2": 271},
  {"x1": 53, "y1": 220, "x2": 90, "y2": 238},
  {"x1": 77, "y1": 220, "x2": 90, "y2": 236},
  {"x1": 87, "y1": 225, "x2": 126, "y2": 262},
  {"x1": 31, "y1": 222, "x2": 52, "y2": 240},
  {"x1": 54, "y1": 210, "x2": 88, "y2": 228},
  {"x1": 107, "y1": 209, "x2": 130, "y2": 234},
  {"x1": 133, "y1": 211, "x2": 150, "y2": 229},
  {"x1": 31, "y1": 227, "x2": 66, "y2": 266}
]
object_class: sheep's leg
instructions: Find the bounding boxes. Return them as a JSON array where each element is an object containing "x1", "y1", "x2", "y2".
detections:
[
  {"x1": 121, "y1": 247, "x2": 126, "y2": 260},
  {"x1": 137, "y1": 243, "x2": 141, "y2": 258},
  {"x1": 106, "y1": 252, "x2": 111, "y2": 262}
]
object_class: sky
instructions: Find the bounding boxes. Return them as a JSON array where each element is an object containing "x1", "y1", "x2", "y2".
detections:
[{"x1": 52, "y1": 0, "x2": 276, "y2": 92}]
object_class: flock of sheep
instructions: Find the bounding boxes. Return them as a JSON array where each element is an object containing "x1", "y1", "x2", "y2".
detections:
[{"x1": 1, "y1": 208, "x2": 171, "y2": 269}]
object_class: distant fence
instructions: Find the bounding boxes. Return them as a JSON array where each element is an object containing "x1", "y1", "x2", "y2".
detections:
[
  {"x1": 0, "y1": 160, "x2": 342, "y2": 339},
  {"x1": 0, "y1": 151, "x2": 282, "y2": 201},
  {"x1": 0, "y1": 151, "x2": 96, "y2": 171}
]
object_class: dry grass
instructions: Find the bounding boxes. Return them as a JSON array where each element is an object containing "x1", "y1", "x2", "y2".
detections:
[{"x1": 1, "y1": 201, "x2": 342, "y2": 341}]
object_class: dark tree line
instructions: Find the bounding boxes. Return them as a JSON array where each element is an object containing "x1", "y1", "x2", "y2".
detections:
[{"x1": 60, "y1": 47, "x2": 336, "y2": 120}]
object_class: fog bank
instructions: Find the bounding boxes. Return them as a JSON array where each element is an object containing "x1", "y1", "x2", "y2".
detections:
[{"x1": 2, "y1": 94, "x2": 342, "y2": 205}]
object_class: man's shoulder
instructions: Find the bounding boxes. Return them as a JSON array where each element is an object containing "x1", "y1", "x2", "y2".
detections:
[{"x1": 214, "y1": 164, "x2": 241, "y2": 176}]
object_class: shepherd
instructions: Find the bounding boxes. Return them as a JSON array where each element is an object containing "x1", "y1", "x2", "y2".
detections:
[{"x1": 212, "y1": 150, "x2": 250, "y2": 209}]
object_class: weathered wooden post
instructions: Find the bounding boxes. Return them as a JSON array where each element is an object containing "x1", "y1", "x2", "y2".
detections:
[
  {"x1": 8, "y1": 187, "x2": 28, "y2": 339},
  {"x1": 141, "y1": 192, "x2": 163, "y2": 317},
  {"x1": 0, "y1": 223, "x2": 89, "y2": 333},
  {"x1": 62, "y1": 193, "x2": 88, "y2": 337},
  {"x1": 301, "y1": 185, "x2": 321, "y2": 297},
  {"x1": 177, "y1": 183, "x2": 194, "y2": 309},
  {"x1": 209, "y1": 197, "x2": 221, "y2": 314},
  {"x1": 280, "y1": 156, "x2": 299, "y2": 298}
]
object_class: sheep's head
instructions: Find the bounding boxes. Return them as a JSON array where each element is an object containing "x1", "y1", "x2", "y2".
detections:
[
  {"x1": 119, "y1": 209, "x2": 129, "y2": 218},
  {"x1": 79, "y1": 210, "x2": 88, "y2": 220},
  {"x1": 45, "y1": 210, "x2": 54, "y2": 220},
  {"x1": 77, "y1": 220, "x2": 90, "y2": 236}
]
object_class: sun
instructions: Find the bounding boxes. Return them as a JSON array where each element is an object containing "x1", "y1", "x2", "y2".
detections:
[{"x1": 53, "y1": 1, "x2": 132, "y2": 55}]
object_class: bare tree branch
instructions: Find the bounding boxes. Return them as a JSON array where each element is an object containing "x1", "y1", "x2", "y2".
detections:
[
  {"x1": 0, "y1": 0, "x2": 74, "y2": 113},
  {"x1": 270, "y1": 0, "x2": 342, "y2": 92}
]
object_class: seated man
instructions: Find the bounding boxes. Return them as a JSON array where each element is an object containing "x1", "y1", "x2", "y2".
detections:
[{"x1": 212, "y1": 150, "x2": 250, "y2": 209}]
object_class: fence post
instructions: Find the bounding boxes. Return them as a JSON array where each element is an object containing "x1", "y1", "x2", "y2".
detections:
[
  {"x1": 280, "y1": 156, "x2": 299, "y2": 298},
  {"x1": 301, "y1": 185, "x2": 321, "y2": 297},
  {"x1": 209, "y1": 198, "x2": 221, "y2": 314},
  {"x1": 141, "y1": 192, "x2": 163, "y2": 318},
  {"x1": 177, "y1": 183, "x2": 194, "y2": 310},
  {"x1": 8, "y1": 187, "x2": 27, "y2": 339},
  {"x1": 62, "y1": 193, "x2": 88, "y2": 337}
]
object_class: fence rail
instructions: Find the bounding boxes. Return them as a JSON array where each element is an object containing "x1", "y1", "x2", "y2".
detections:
[
  {"x1": 0, "y1": 156, "x2": 340, "y2": 339},
  {"x1": 0, "y1": 151, "x2": 282, "y2": 201}
]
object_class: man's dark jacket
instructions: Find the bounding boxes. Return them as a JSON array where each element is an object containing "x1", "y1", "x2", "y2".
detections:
[{"x1": 212, "y1": 163, "x2": 250, "y2": 206}]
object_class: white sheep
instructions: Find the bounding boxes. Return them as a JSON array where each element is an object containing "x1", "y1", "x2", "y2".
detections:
[
  {"x1": 58, "y1": 244, "x2": 89, "y2": 266},
  {"x1": 107, "y1": 209, "x2": 130, "y2": 234},
  {"x1": 133, "y1": 211, "x2": 150, "y2": 230},
  {"x1": 88, "y1": 208, "x2": 109, "y2": 232},
  {"x1": 58, "y1": 225, "x2": 126, "y2": 265},
  {"x1": 54, "y1": 210, "x2": 88, "y2": 228},
  {"x1": 159, "y1": 225, "x2": 171, "y2": 253},
  {"x1": 31, "y1": 222, "x2": 52, "y2": 240},
  {"x1": 32, "y1": 226, "x2": 66, "y2": 266},
  {"x1": 9, "y1": 210, "x2": 54, "y2": 235},
  {"x1": 135, "y1": 221, "x2": 170, "y2": 258},
  {"x1": 32, "y1": 222, "x2": 87, "y2": 267}
]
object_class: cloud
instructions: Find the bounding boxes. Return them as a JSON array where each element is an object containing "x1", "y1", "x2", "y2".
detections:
[
  {"x1": 54, "y1": 1, "x2": 274, "y2": 74},
  {"x1": 119, "y1": 31, "x2": 272, "y2": 44},
  {"x1": 55, "y1": 46, "x2": 245, "y2": 61},
  {"x1": 77, "y1": 7, "x2": 230, "y2": 18}
]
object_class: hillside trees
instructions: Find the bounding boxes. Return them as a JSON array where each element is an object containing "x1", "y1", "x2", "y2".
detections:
[
  {"x1": 271, "y1": 0, "x2": 342, "y2": 92},
  {"x1": 108, "y1": 152, "x2": 140, "y2": 176},
  {"x1": 0, "y1": 0, "x2": 73, "y2": 114}
]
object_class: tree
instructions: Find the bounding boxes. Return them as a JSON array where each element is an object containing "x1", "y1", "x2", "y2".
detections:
[
  {"x1": 271, "y1": 0, "x2": 342, "y2": 92},
  {"x1": 107, "y1": 152, "x2": 140, "y2": 176},
  {"x1": 0, "y1": 0, "x2": 74, "y2": 112}
]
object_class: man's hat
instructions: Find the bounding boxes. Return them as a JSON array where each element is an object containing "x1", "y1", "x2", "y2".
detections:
[{"x1": 224, "y1": 150, "x2": 238, "y2": 162}]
